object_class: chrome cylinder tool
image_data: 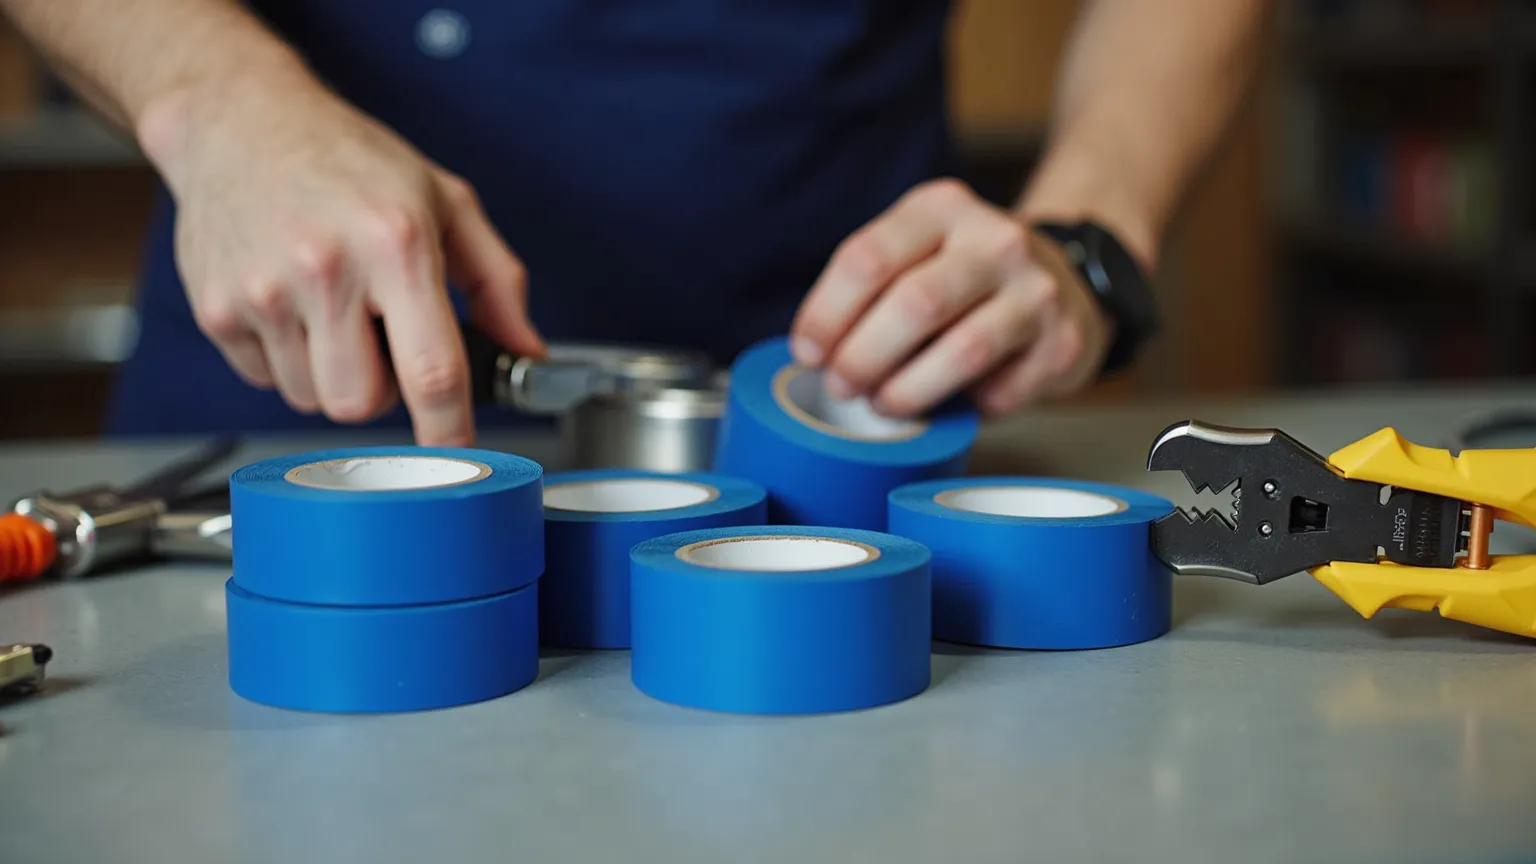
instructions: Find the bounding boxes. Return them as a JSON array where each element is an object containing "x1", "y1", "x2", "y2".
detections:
[{"x1": 3, "y1": 437, "x2": 238, "y2": 582}]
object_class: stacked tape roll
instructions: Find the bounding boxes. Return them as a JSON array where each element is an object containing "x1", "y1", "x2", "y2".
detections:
[
  {"x1": 230, "y1": 447, "x2": 543, "y2": 605},
  {"x1": 540, "y1": 469, "x2": 767, "y2": 648},
  {"x1": 713, "y1": 337, "x2": 979, "y2": 530},
  {"x1": 226, "y1": 446, "x2": 544, "y2": 713},
  {"x1": 888, "y1": 477, "x2": 1174, "y2": 650},
  {"x1": 630, "y1": 525, "x2": 931, "y2": 714},
  {"x1": 225, "y1": 579, "x2": 539, "y2": 713}
]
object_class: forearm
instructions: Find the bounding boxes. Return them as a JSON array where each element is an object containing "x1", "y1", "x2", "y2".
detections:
[
  {"x1": 0, "y1": 0, "x2": 317, "y2": 178},
  {"x1": 1016, "y1": 0, "x2": 1271, "y2": 271}
]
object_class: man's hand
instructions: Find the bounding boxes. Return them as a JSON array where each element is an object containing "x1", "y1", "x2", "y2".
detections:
[
  {"x1": 789, "y1": 178, "x2": 1113, "y2": 419},
  {"x1": 139, "y1": 78, "x2": 545, "y2": 446}
]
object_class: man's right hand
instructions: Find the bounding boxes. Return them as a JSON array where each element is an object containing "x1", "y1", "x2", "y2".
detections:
[{"x1": 137, "y1": 72, "x2": 545, "y2": 447}]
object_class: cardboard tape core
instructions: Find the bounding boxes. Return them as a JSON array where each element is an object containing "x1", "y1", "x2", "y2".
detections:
[
  {"x1": 543, "y1": 478, "x2": 718, "y2": 513},
  {"x1": 283, "y1": 456, "x2": 491, "y2": 491},
  {"x1": 937, "y1": 486, "x2": 1127, "y2": 518},
  {"x1": 676, "y1": 535, "x2": 879, "y2": 571},
  {"x1": 773, "y1": 366, "x2": 926, "y2": 442}
]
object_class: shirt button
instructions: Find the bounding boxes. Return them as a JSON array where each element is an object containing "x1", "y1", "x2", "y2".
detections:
[{"x1": 416, "y1": 8, "x2": 471, "y2": 59}]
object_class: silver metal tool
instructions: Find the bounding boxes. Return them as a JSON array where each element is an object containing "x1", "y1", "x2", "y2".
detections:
[
  {"x1": 5, "y1": 437, "x2": 238, "y2": 580},
  {"x1": 561, "y1": 371, "x2": 728, "y2": 473},
  {"x1": 384, "y1": 322, "x2": 729, "y2": 473},
  {"x1": 488, "y1": 336, "x2": 726, "y2": 473},
  {"x1": 151, "y1": 510, "x2": 233, "y2": 561}
]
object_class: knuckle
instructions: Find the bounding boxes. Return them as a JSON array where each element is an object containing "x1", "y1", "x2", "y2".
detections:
[
  {"x1": 1049, "y1": 322, "x2": 1086, "y2": 375},
  {"x1": 895, "y1": 274, "x2": 950, "y2": 322},
  {"x1": 506, "y1": 254, "x2": 528, "y2": 290},
  {"x1": 918, "y1": 176, "x2": 970, "y2": 208},
  {"x1": 194, "y1": 296, "x2": 244, "y2": 340},
  {"x1": 290, "y1": 239, "x2": 345, "y2": 287},
  {"x1": 439, "y1": 173, "x2": 479, "y2": 209},
  {"x1": 1024, "y1": 269, "x2": 1063, "y2": 311},
  {"x1": 243, "y1": 278, "x2": 292, "y2": 324},
  {"x1": 489, "y1": 252, "x2": 527, "y2": 294},
  {"x1": 950, "y1": 329, "x2": 998, "y2": 380},
  {"x1": 982, "y1": 221, "x2": 1029, "y2": 268},
  {"x1": 832, "y1": 233, "x2": 889, "y2": 284},
  {"x1": 405, "y1": 351, "x2": 467, "y2": 403},
  {"x1": 364, "y1": 204, "x2": 426, "y2": 258}
]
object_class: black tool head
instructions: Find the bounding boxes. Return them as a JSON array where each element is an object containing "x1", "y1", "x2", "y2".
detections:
[{"x1": 1144, "y1": 420, "x2": 1458, "y2": 584}]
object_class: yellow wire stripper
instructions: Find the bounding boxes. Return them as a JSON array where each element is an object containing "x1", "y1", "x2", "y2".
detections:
[{"x1": 1146, "y1": 420, "x2": 1536, "y2": 639}]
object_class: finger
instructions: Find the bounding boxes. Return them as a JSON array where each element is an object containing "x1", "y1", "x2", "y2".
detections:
[
  {"x1": 241, "y1": 280, "x2": 320, "y2": 413},
  {"x1": 219, "y1": 333, "x2": 277, "y2": 389},
  {"x1": 789, "y1": 178, "x2": 974, "y2": 366},
  {"x1": 438, "y1": 175, "x2": 546, "y2": 358},
  {"x1": 192, "y1": 296, "x2": 275, "y2": 388},
  {"x1": 970, "y1": 338, "x2": 1063, "y2": 418},
  {"x1": 255, "y1": 322, "x2": 320, "y2": 414},
  {"x1": 285, "y1": 240, "x2": 396, "y2": 424},
  {"x1": 366, "y1": 207, "x2": 473, "y2": 446},
  {"x1": 871, "y1": 265, "x2": 1056, "y2": 418},
  {"x1": 308, "y1": 302, "x2": 396, "y2": 424},
  {"x1": 821, "y1": 245, "x2": 993, "y2": 400}
]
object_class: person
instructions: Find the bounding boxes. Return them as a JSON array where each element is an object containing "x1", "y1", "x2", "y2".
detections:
[{"x1": 2, "y1": 0, "x2": 1267, "y2": 447}]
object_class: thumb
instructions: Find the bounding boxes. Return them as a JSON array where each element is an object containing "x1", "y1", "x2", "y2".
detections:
[{"x1": 436, "y1": 173, "x2": 547, "y2": 358}]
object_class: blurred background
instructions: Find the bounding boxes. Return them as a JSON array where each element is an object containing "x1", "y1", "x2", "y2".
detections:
[{"x1": 0, "y1": 0, "x2": 1529, "y2": 440}]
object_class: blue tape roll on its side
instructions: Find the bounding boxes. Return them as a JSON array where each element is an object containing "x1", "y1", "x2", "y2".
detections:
[
  {"x1": 230, "y1": 446, "x2": 543, "y2": 606},
  {"x1": 630, "y1": 525, "x2": 931, "y2": 714},
  {"x1": 713, "y1": 337, "x2": 978, "y2": 530},
  {"x1": 540, "y1": 469, "x2": 767, "y2": 648},
  {"x1": 226, "y1": 579, "x2": 539, "y2": 713},
  {"x1": 888, "y1": 477, "x2": 1175, "y2": 650}
]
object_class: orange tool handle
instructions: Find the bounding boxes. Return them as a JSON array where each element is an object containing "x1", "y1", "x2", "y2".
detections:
[{"x1": 0, "y1": 512, "x2": 57, "y2": 584}]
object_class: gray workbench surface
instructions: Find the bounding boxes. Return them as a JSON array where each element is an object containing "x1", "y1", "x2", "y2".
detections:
[{"x1": 3, "y1": 385, "x2": 1536, "y2": 864}]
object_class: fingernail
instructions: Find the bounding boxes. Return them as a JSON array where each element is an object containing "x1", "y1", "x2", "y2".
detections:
[
  {"x1": 825, "y1": 373, "x2": 854, "y2": 399},
  {"x1": 791, "y1": 337, "x2": 823, "y2": 367}
]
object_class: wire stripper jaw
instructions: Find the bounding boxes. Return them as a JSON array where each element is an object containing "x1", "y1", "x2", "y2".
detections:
[
  {"x1": 1147, "y1": 420, "x2": 1536, "y2": 640},
  {"x1": 1147, "y1": 421, "x2": 1464, "y2": 585}
]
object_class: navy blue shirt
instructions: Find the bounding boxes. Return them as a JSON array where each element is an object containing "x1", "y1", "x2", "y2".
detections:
[{"x1": 108, "y1": 0, "x2": 958, "y2": 436}]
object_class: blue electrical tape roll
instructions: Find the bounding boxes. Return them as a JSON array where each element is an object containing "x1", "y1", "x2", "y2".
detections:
[
  {"x1": 713, "y1": 337, "x2": 979, "y2": 531},
  {"x1": 225, "y1": 579, "x2": 539, "y2": 713},
  {"x1": 540, "y1": 469, "x2": 767, "y2": 649},
  {"x1": 888, "y1": 477, "x2": 1175, "y2": 650},
  {"x1": 630, "y1": 525, "x2": 932, "y2": 714},
  {"x1": 230, "y1": 446, "x2": 543, "y2": 606}
]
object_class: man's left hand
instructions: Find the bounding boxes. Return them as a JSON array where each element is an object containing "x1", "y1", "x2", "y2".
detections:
[{"x1": 789, "y1": 178, "x2": 1115, "y2": 419}]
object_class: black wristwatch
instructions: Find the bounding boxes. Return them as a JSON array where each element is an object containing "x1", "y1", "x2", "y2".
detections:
[{"x1": 1032, "y1": 220, "x2": 1159, "y2": 377}]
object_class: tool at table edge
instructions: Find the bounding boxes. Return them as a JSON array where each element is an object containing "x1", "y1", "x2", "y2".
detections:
[
  {"x1": 1146, "y1": 420, "x2": 1536, "y2": 639},
  {"x1": 1, "y1": 436, "x2": 238, "y2": 584},
  {"x1": 0, "y1": 642, "x2": 52, "y2": 702}
]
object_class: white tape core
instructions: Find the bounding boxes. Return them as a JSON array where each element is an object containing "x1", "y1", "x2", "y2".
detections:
[
  {"x1": 544, "y1": 478, "x2": 716, "y2": 513},
  {"x1": 776, "y1": 367, "x2": 923, "y2": 441},
  {"x1": 678, "y1": 536, "x2": 875, "y2": 571},
  {"x1": 284, "y1": 456, "x2": 490, "y2": 491},
  {"x1": 939, "y1": 486, "x2": 1125, "y2": 518}
]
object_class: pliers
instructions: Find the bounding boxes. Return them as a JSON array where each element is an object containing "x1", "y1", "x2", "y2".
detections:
[{"x1": 1146, "y1": 420, "x2": 1536, "y2": 639}]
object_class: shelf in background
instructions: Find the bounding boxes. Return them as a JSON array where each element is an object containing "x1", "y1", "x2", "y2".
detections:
[
  {"x1": 0, "y1": 107, "x2": 143, "y2": 169},
  {"x1": 0, "y1": 303, "x2": 138, "y2": 369},
  {"x1": 1278, "y1": 210, "x2": 1499, "y2": 274},
  {"x1": 1288, "y1": 19, "x2": 1498, "y2": 66}
]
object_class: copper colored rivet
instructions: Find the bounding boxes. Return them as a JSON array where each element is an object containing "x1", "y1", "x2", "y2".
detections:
[{"x1": 1467, "y1": 503, "x2": 1492, "y2": 570}]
